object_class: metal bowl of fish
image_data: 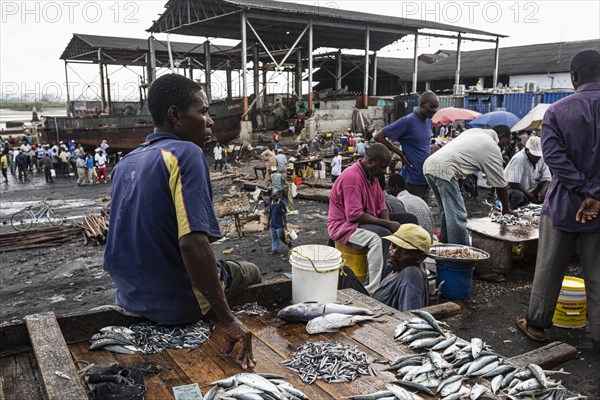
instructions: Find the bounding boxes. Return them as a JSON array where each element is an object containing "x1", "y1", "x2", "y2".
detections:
[{"x1": 427, "y1": 244, "x2": 490, "y2": 265}]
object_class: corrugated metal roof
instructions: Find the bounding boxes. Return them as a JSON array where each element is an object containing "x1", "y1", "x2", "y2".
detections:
[
  {"x1": 376, "y1": 39, "x2": 600, "y2": 81},
  {"x1": 147, "y1": 0, "x2": 503, "y2": 52},
  {"x1": 60, "y1": 33, "x2": 233, "y2": 66}
]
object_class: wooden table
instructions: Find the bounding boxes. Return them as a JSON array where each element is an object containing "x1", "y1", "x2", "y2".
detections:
[{"x1": 467, "y1": 217, "x2": 539, "y2": 274}]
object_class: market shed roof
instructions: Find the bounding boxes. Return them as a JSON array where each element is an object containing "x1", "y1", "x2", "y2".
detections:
[
  {"x1": 147, "y1": 0, "x2": 504, "y2": 51},
  {"x1": 60, "y1": 33, "x2": 234, "y2": 68}
]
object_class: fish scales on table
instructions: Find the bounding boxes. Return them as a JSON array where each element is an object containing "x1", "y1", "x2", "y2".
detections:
[
  {"x1": 282, "y1": 341, "x2": 372, "y2": 384},
  {"x1": 277, "y1": 302, "x2": 376, "y2": 323},
  {"x1": 232, "y1": 302, "x2": 269, "y2": 317}
]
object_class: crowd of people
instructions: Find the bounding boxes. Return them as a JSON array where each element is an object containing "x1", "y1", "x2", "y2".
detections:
[{"x1": 0, "y1": 136, "x2": 114, "y2": 185}]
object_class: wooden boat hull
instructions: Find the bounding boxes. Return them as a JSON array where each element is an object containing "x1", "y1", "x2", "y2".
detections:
[{"x1": 40, "y1": 99, "x2": 245, "y2": 152}]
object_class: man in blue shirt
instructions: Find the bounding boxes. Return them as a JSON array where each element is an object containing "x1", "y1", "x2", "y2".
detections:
[
  {"x1": 374, "y1": 91, "x2": 439, "y2": 200},
  {"x1": 267, "y1": 192, "x2": 291, "y2": 254},
  {"x1": 104, "y1": 73, "x2": 258, "y2": 369}
]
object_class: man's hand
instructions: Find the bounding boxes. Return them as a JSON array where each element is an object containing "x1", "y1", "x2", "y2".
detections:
[
  {"x1": 387, "y1": 220, "x2": 401, "y2": 233},
  {"x1": 576, "y1": 197, "x2": 600, "y2": 224},
  {"x1": 399, "y1": 153, "x2": 413, "y2": 168},
  {"x1": 538, "y1": 186, "x2": 548, "y2": 202},
  {"x1": 221, "y1": 318, "x2": 256, "y2": 370},
  {"x1": 502, "y1": 207, "x2": 519, "y2": 216}
]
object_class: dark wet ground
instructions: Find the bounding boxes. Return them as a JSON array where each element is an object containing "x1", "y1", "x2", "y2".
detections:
[{"x1": 0, "y1": 147, "x2": 597, "y2": 398}]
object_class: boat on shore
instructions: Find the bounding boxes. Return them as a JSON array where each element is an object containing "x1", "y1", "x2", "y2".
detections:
[{"x1": 40, "y1": 98, "x2": 244, "y2": 152}]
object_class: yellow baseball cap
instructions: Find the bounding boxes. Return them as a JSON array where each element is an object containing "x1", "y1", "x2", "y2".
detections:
[{"x1": 383, "y1": 224, "x2": 431, "y2": 253}]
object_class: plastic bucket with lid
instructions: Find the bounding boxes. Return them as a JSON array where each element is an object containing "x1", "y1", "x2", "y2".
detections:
[
  {"x1": 290, "y1": 245, "x2": 343, "y2": 304},
  {"x1": 436, "y1": 261, "x2": 474, "y2": 300},
  {"x1": 552, "y1": 276, "x2": 587, "y2": 328},
  {"x1": 334, "y1": 242, "x2": 367, "y2": 284}
]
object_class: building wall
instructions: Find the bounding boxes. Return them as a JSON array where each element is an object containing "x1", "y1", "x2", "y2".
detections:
[{"x1": 509, "y1": 73, "x2": 573, "y2": 90}]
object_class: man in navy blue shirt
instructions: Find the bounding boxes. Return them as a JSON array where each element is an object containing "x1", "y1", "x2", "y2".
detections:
[
  {"x1": 267, "y1": 192, "x2": 291, "y2": 254},
  {"x1": 374, "y1": 91, "x2": 439, "y2": 200},
  {"x1": 104, "y1": 74, "x2": 257, "y2": 370}
]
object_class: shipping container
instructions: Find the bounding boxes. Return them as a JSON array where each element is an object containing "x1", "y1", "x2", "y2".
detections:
[
  {"x1": 438, "y1": 95, "x2": 465, "y2": 109},
  {"x1": 542, "y1": 92, "x2": 574, "y2": 104},
  {"x1": 503, "y1": 93, "x2": 541, "y2": 118},
  {"x1": 462, "y1": 94, "x2": 503, "y2": 114},
  {"x1": 393, "y1": 95, "x2": 419, "y2": 117}
]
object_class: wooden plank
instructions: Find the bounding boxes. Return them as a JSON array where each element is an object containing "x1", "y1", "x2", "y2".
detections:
[
  {"x1": 509, "y1": 341, "x2": 578, "y2": 369},
  {"x1": 0, "y1": 353, "x2": 45, "y2": 400},
  {"x1": 25, "y1": 312, "x2": 88, "y2": 400},
  {"x1": 242, "y1": 314, "x2": 395, "y2": 398},
  {"x1": 204, "y1": 324, "x2": 332, "y2": 399},
  {"x1": 296, "y1": 188, "x2": 331, "y2": 202},
  {"x1": 420, "y1": 302, "x2": 463, "y2": 320}
]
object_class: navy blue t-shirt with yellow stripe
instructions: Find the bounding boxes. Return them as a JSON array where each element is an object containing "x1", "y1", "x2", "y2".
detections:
[{"x1": 104, "y1": 132, "x2": 221, "y2": 325}]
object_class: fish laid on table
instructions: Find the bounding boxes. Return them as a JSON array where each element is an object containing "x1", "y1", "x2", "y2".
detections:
[
  {"x1": 89, "y1": 325, "x2": 141, "y2": 353},
  {"x1": 277, "y1": 302, "x2": 376, "y2": 322},
  {"x1": 206, "y1": 373, "x2": 308, "y2": 400},
  {"x1": 282, "y1": 341, "x2": 372, "y2": 384},
  {"x1": 305, "y1": 313, "x2": 376, "y2": 334}
]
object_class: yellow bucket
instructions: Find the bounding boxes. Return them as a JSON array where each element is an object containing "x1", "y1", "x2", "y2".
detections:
[
  {"x1": 552, "y1": 276, "x2": 587, "y2": 328},
  {"x1": 335, "y1": 242, "x2": 367, "y2": 284},
  {"x1": 347, "y1": 146, "x2": 355, "y2": 153}
]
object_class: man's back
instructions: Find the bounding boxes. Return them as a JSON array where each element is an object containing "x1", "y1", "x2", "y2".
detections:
[
  {"x1": 104, "y1": 134, "x2": 221, "y2": 324},
  {"x1": 397, "y1": 190, "x2": 434, "y2": 237},
  {"x1": 541, "y1": 82, "x2": 600, "y2": 232}
]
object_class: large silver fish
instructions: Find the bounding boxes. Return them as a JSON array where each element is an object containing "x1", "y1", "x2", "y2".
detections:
[
  {"x1": 277, "y1": 302, "x2": 376, "y2": 322},
  {"x1": 306, "y1": 313, "x2": 376, "y2": 334}
]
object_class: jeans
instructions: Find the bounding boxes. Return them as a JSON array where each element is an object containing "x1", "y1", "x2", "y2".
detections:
[
  {"x1": 274, "y1": 142, "x2": 279, "y2": 151},
  {"x1": 425, "y1": 174, "x2": 469, "y2": 245},
  {"x1": 270, "y1": 227, "x2": 286, "y2": 252}
]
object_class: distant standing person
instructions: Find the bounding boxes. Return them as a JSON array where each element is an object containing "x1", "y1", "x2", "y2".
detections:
[
  {"x1": 1, "y1": 151, "x2": 8, "y2": 183},
  {"x1": 42, "y1": 154, "x2": 54, "y2": 183},
  {"x1": 374, "y1": 91, "x2": 439, "y2": 200},
  {"x1": 85, "y1": 152, "x2": 95, "y2": 184},
  {"x1": 76, "y1": 154, "x2": 87, "y2": 185},
  {"x1": 273, "y1": 131, "x2": 280, "y2": 151},
  {"x1": 15, "y1": 149, "x2": 28, "y2": 182},
  {"x1": 213, "y1": 143, "x2": 224, "y2": 172},
  {"x1": 330, "y1": 147, "x2": 342, "y2": 183},
  {"x1": 95, "y1": 149, "x2": 108, "y2": 183},
  {"x1": 100, "y1": 139, "x2": 110, "y2": 156},
  {"x1": 516, "y1": 50, "x2": 600, "y2": 350},
  {"x1": 261, "y1": 146, "x2": 276, "y2": 179},
  {"x1": 267, "y1": 192, "x2": 291, "y2": 255}
]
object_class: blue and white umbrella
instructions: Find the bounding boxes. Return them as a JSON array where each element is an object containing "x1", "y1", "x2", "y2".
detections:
[{"x1": 468, "y1": 111, "x2": 520, "y2": 128}]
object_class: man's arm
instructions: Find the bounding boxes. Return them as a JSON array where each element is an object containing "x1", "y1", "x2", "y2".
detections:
[
  {"x1": 537, "y1": 180, "x2": 550, "y2": 202},
  {"x1": 352, "y1": 211, "x2": 400, "y2": 233},
  {"x1": 374, "y1": 130, "x2": 412, "y2": 167},
  {"x1": 576, "y1": 197, "x2": 600, "y2": 223},
  {"x1": 179, "y1": 232, "x2": 255, "y2": 369},
  {"x1": 508, "y1": 182, "x2": 538, "y2": 203},
  {"x1": 495, "y1": 186, "x2": 517, "y2": 215}
]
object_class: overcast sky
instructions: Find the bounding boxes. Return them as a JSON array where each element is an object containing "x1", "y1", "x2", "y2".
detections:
[{"x1": 1, "y1": 0, "x2": 598, "y2": 101}]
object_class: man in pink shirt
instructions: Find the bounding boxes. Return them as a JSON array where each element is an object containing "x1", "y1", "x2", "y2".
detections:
[{"x1": 328, "y1": 143, "x2": 418, "y2": 293}]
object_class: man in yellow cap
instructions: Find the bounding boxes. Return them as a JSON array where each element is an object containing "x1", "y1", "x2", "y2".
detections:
[{"x1": 373, "y1": 224, "x2": 432, "y2": 311}]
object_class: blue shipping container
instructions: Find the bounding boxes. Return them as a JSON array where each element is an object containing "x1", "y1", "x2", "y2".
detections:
[
  {"x1": 463, "y1": 94, "x2": 503, "y2": 114},
  {"x1": 394, "y1": 95, "x2": 419, "y2": 117},
  {"x1": 542, "y1": 92, "x2": 574, "y2": 104},
  {"x1": 504, "y1": 93, "x2": 541, "y2": 118}
]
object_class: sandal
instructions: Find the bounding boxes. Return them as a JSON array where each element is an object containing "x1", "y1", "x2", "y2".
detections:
[
  {"x1": 516, "y1": 316, "x2": 548, "y2": 343},
  {"x1": 473, "y1": 272, "x2": 506, "y2": 283}
]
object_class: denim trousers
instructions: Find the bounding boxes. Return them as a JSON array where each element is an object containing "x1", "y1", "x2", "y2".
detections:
[
  {"x1": 270, "y1": 227, "x2": 285, "y2": 252},
  {"x1": 425, "y1": 174, "x2": 469, "y2": 245}
]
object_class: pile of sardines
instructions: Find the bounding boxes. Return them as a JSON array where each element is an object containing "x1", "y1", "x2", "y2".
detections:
[
  {"x1": 206, "y1": 373, "x2": 308, "y2": 400},
  {"x1": 88, "y1": 321, "x2": 213, "y2": 354},
  {"x1": 354, "y1": 310, "x2": 580, "y2": 399},
  {"x1": 282, "y1": 341, "x2": 373, "y2": 384}
]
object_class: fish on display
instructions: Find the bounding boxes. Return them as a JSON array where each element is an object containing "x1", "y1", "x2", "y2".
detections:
[
  {"x1": 89, "y1": 325, "x2": 141, "y2": 353},
  {"x1": 282, "y1": 341, "x2": 372, "y2": 384},
  {"x1": 305, "y1": 312, "x2": 376, "y2": 334},
  {"x1": 277, "y1": 302, "x2": 376, "y2": 322},
  {"x1": 232, "y1": 302, "x2": 269, "y2": 317},
  {"x1": 206, "y1": 373, "x2": 308, "y2": 400}
]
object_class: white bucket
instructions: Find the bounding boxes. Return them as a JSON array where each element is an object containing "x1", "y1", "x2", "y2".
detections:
[
  {"x1": 288, "y1": 230, "x2": 298, "y2": 240},
  {"x1": 319, "y1": 170, "x2": 326, "y2": 179},
  {"x1": 290, "y1": 245, "x2": 342, "y2": 304}
]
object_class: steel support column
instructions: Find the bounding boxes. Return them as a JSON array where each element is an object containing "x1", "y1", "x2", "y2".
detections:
[
  {"x1": 147, "y1": 36, "x2": 157, "y2": 84},
  {"x1": 204, "y1": 40, "x2": 212, "y2": 102},
  {"x1": 372, "y1": 51, "x2": 378, "y2": 96},
  {"x1": 105, "y1": 64, "x2": 112, "y2": 114},
  {"x1": 296, "y1": 50, "x2": 302, "y2": 99},
  {"x1": 188, "y1": 57, "x2": 193, "y2": 80},
  {"x1": 262, "y1": 69, "x2": 268, "y2": 105},
  {"x1": 241, "y1": 12, "x2": 248, "y2": 120},
  {"x1": 455, "y1": 33, "x2": 462, "y2": 92},
  {"x1": 308, "y1": 18, "x2": 313, "y2": 111},
  {"x1": 363, "y1": 25, "x2": 370, "y2": 108},
  {"x1": 64, "y1": 61, "x2": 71, "y2": 117},
  {"x1": 335, "y1": 50, "x2": 342, "y2": 91},
  {"x1": 98, "y1": 49, "x2": 106, "y2": 113},
  {"x1": 412, "y1": 33, "x2": 419, "y2": 93},
  {"x1": 226, "y1": 61, "x2": 232, "y2": 100},
  {"x1": 493, "y1": 36, "x2": 500, "y2": 92},
  {"x1": 253, "y1": 43, "x2": 259, "y2": 105}
]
